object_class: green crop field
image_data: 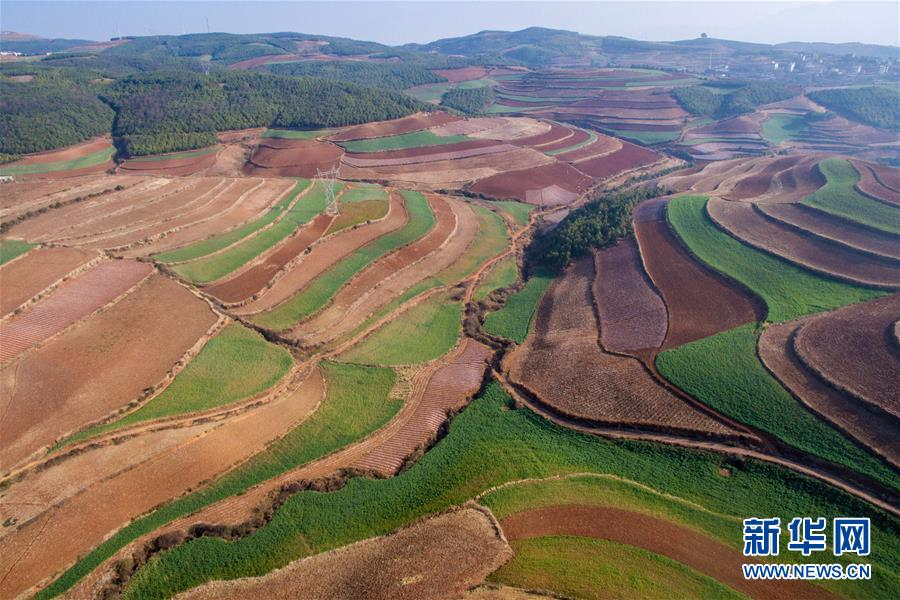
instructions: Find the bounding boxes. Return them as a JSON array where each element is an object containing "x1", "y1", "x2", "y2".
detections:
[
  {"x1": 116, "y1": 382, "x2": 900, "y2": 600},
  {"x1": 339, "y1": 184, "x2": 389, "y2": 203},
  {"x1": 657, "y1": 324, "x2": 898, "y2": 490},
  {"x1": 153, "y1": 180, "x2": 307, "y2": 264},
  {"x1": 339, "y1": 292, "x2": 461, "y2": 366},
  {"x1": 58, "y1": 324, "x2": 292, "y2": 447},
  {"x1": 545, "y1": 127, "x2": 598, "y2": 155},
  {"x1": 37, "y1": 361, "x2": 400, "y2": 600},
  {"x1": 606, "y1": 129, "x2": 681, "y2": 144},
  {"x1": 482, "y1": 269, "x2": 555, "y2": 343},
  {"x1": 338, "y1": 130, "x2": 469, "y2": 153},
  {"x1": 0, "y1": 146, "x2": 114, "y2": 176},
  {"x1": 0, "y1": 239, "x2": 34, "y2": 265},
  {"x1": 667, "y1": 195, "x2": 883, "y2": 322},
  {"x1": 174, "y1": 180, "x2": 328, "y2": 284},
  {"x1": 474, "y1": 255, "x2": 518, "y2": 301},
  {"x1": 486, "y1": 200, "x2": 533, "y2": 227},
  {"x1": 327, "y1": 199, "x2": 389, "y2": 235},
  {"x1": 125, "y1": 146, "x2": 219, "y2": 163},
  {"x1": 253, "y1": 190, "x2": 436, "y2": 330},
  {"x1": 490, "y1": 537, "x2": 744, "y2": 599},
  {"x1": 261, "y1": 128, "x2": 333, "y2": 139},
  {"x1": 761, "y1": 113, "x2": 812, "y2": 145},
  {"x1": 804, "y1": 158, "x2": 900, "y2": 235}
]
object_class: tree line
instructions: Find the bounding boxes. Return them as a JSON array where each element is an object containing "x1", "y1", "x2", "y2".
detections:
[
  {"x1": 808, "y1": 86, "x2": 899, "y2": 131},
  {"x1": 673, "y1": 81, "x2": 796, "y2": 118},
  {"x1": 440, "y1": 86, "x2": 495, "y2": 114}
]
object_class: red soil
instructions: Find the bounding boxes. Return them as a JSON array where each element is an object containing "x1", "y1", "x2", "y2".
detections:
[
  {"x1": 119, "y1": 150, "x2": 218, "y2": 176},
  {"x1": 510, "y1": 121, "x2": 574, "y2": 148},
  {"x1": 227, "y1": 54, "x2": 300, "y2": 70},
  {"x1": 759, "y1": 320, "x2": 899, "y2": 467},
  {"x1": 633, "y1": 197, "x2": 761, "y2": 349},
  {"x1": 328, "y1": 112, "x2": 462, "y2": 142},
  {"x1": 354, "y1": 339, "x2": 492, "y2": 474},
  {"x1": 469, "y1": 161, "x2": 593, "y2": 203},
  {"x1": 592, "y1": 241, "x2": 667, "y2": 357},
  {"x1": 554, "y1": 133, "x2": 621, "y2": 162},
  {"x1": 205, "y1": 211, "x2": 335, "y2": 303},
  {"x1": 537, "y1": 127, "x2": 590, "y2": 152},
  {"x1": 434, "y1": 66, "x2": 489, "y2": 82},
  {"x1": 707, "y1": 198, "x2": 900, "y2": 289},
  {"x1": 694, "y1": 115, "x2": 761, "y2": 135},
  {"x1": 574, "y1": 141, "x2": 659, "y2": 179},
  {"x1": 342, "y1": 141, "x2": 515, "y2": 168},
  {"x1": 245, "y1": 139, "x2": 344, "y2": 178},
  {"x1": 0, "y1": 176, "x2": 137, "y2": 222},
  {"x1": 506, "y1": 256, "x2": 735, "y2": 435},
  {"x1": 852, "y1": 160, "x2": 900, "y2": 206},
  {"x1": 10, "y1": 138, "x2": 110, "y2": 166},
  {"x1": 343, "y1": 138, "x2": 499, "y2": 160},
  {"x1": 0, "y1": 273, "x2": 216, "y2": 472},
  {"x1": 500, "y1": 505, "x2": 833, "y2": 600},
  {"x1": 0, "y1": 247, "x2": 98, "y2": 315},
  {"x1": 793, "y1": 294, "x2": 900, "y2": 419},
  {"x1": 724, "y1": 155, "x2": 806, "y2": 200},
  {"x1": 0, "y1": 260, "x2": 153, "y2": 364}
]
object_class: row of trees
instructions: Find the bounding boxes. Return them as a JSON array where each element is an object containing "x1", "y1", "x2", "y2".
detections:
[
  {"x1": 266, "y1": 61, "x2": 445, "y2": 89},
  {"x1": 673, "y1": 81, "x2": 795, "y2": 118},
  {"x1": 808, "y1": 86, "x2": 899, "y2": 131}
]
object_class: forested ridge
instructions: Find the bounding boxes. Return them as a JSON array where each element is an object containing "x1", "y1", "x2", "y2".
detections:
[
  {"x1": 265, "y1": 61, "x2": 446, "y2": 89},
  {"x1": 673, "y1": 81, "x2": 796, "y2": 118},
  {"x1": 808, "y1": 86, "x2": 900, "y2": 131},
  {"x1": 440, "y1": 86, "x2": 495, "y2": 114}
]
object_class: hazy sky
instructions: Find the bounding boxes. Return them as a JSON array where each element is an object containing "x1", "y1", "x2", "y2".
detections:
[{"x1": 3, "y1": 1, "x2": 899, "y2": 47}]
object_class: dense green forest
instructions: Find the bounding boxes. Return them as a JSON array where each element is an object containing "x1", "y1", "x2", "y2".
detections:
[
  {"x1": 808, "y1": 86, "x2": 900, "y2": 130},
  {"x1": 0, "y1": 71, "x2": 114, "y2": 155},
  {"x1": 535, "y1": 185, "x2": 665, "y2": 267},
  {"x1": 265, "y1": 61, "x2": 445, "y2": 89},
  {"x1": 440, "y1": 86, "x2": 495, "y2": 114},
  {"x1": 673, "y1": 81, "x2": 796, "y2": 118}
]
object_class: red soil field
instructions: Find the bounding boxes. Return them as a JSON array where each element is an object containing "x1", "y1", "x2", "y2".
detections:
[
  {"x1": 236, "y1": 191, "x2": 408, "y2": 314},
  {"x1": 0, "y1": 273, "x2": 216, "y2": 472},
  {"x1": 0, "y1": 176, "x2": 138, "y2": 221},
  {"x1": 343, "y1": 138, "x2": 498, "y2": 161},
  {"x1": 574, "y1": 141, "x2": 659, "y2": 179},
  {"x1": 468, "y1": 161, "x2": 593, "y2": 203},
  {"x1": 707, "y1": 198, "x2": 900, "y2": 289},
  {"x1": 537, "y1": 127, "x2": 590, "y2": 152},
  {"x1": 0, "y1": 246, "x2": 98, "y2": 315},
  {"x1": 793, "y1": 294, "x2": 900, "y2": 419},
  {"x1": 633, "y1": 197, "x2": 761, "y2": 349},
  {"x1": 355, "y1": 339, "x2": 492, "y2": 474},
  {"x1": 119, "y1": 150, "x2": 218, "y2": 176},
  {"x1": 694, "y1": 115, "x2": 761, "y2": 135},
  {"x1": 227, "y1": 53, "x2": 301, "y2": 70},
  {"x1": 205, "y1": 212, "x2": 335, "y2": 303},
  {"x1": 757, "y1": 202, "x2": 900, "y2": 261},
  {"x1": 7, "y1": 138, "x2": 110, "y2": 166},
  {"x1": 852, "y1": 160, "x2": 900, "y2": 206},
  {"x1": 182, "y1": 507, "x2": 509, "y2": 600},
  {"x1": 759, "y1": 321, "x2": 899, "y2": 467},
  {"x1": 554, "y1": 133, "x2": 621, "y2": 162},
  {"x1": 0, "y1": 259, "x2": 153, "y2": 364},
  {"x1": 343, "y1": 141, "x2": 515, "y2": 168},
  {"x1": 500, "y1": 505, "x2": 833, "y2": 600},
  {"x1": 245, "y1": 139, "x2": 344, "y2": 178},
  {"x1": 722, "y1": 155, "x2": 806, "y2": 200},
  {"x1": 0, "y1": 367, "x2": 322, "y2": 599},
  {"x1": 510, "y1": 121, "x2": 574, "y2": 148},
  {"x1": 328, "y1": 112, "x2": 462, "y2": 142},
  {"x1": 592, "y1": 241, "x2": 667, "y2": 357},
  {"x1": 434, "y1": 66, "x2": 490, "y2": 82},
  {"x1": 506, "y1": 256, "x2": 735, "y2": 435}
]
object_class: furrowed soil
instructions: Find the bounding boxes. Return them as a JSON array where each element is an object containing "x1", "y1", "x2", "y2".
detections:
[
  {"x1": 178, "y1": 507, "x2": 510, "y2": 600},
  {"x1": 9, "y1": 139, "x2": 110, "y2": 166},
  {"x1": 469, "y1": 162, "x2": 593, "y2": 204},
  {"x1": 245, "y1": 140, "x2": 344, "y2": 178},
  {"x1": 0, "y1": 176, "x2": 140, "y2": 222},
  {"x1": 0, "y1": 247, "x2": 98, "y2": 315},
  {"x1": 852, "y1": 160, "x2": 900, "y2": 206},
  {"x1": 0, "y1": 273, "x2": 216, "y2": 473},
  {"x1": 328, "y1": 112, "x2": 462, "y2": 141},
  {"x1": 573, "y1": 141, "x2": 659, "y2": 179},
  {"x1": 759, "y1": 320, "x2": 899, "y2": 467},
  {"x1": 793, "y1": 294, "x2": 900, "y2": 419},
  {"x1": 632, "y1": 198, "x2": 761, "y2": 349},
  {"x1": 499, "y1": 505, "x2": 834, "y2": 600},
  {"x1": 506, "y1": 256, "x2": 736, "y2": 436}
]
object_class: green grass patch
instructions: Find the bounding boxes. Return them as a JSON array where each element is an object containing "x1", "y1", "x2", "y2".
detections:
[
  {"x1": 0, "y1": 239, "x2": 34, "y2": 265},
  {"x1": 483, "y1": 269, "x2": 555, "y2": 343},
  {"x1": 487, "y1": 200, "x2": 534, "y2": 227},
  {"x1": 0, "y1": 146, "x2": 114, "y2": 176},
  {"x1": 761, "y1": 113, "x2": 812, "y2": 145},
  {"x1": 339, "y1": 130, "x2": 469, "y2": 153},
  {"x1": 339, "y1": 292, "x2": 461, "y2": 366},
  {"x1": 327, "y1": 198, "x2": 389, "y2": 235},
  {"x1": 658, "y1": 324, "x2": 898, "y2": 491},
  {"x1": 173, "y1": 180, "x2": 328, "y2": 284},
  {"x1": 605, "y1": 129, "x2": 681, "y2": 144},
  {"x1": 117, "y1": 382, "x2": 900, "y2": 600},
  {"x1": 253, "y1": 190, "x2": 435, "y2": 331},
  {"x1": 339, "y1": 184, "x2": 389, "y2": 203},
  {"x1": 58, "y1": 324, "x2": 292, "y2": 447},
  {"x1": 490, "y1": 537, "x2": 745, "y2": 600},
  {"x1": 667, "y1": 195, "x2": 883, "y2": 322},
  {"x1": 804, "y1": 158, "x2": 900, "y2": 235},
  {"x1": 474, "y1": 255, "x2": 518, "y2": 301},
  {"x1": 37, "y1": 361, "x2": 400, "y2": 600},
  {"x1": 153, "y1": 180, "x2": 306, "y2": 264},
  {"x1": 261, "y1": 128, "x2": 332, "y2": 139},
  {"x1": 125, "y1": 146, "x2": 219, "y2": 163}
]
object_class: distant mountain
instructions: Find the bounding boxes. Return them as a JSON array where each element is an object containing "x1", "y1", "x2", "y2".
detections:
[
  {"x1": 775, "y1": 41, "x2": 900, "y2": 61},
  {"x1": 0, "y1": 31, "x2": 45, "y2": 42}
]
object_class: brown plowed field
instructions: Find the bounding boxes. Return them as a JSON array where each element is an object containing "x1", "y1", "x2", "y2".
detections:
[
  {"x1": 0, "y1": 367, "x2": 322, "y2": 599},
  {"x1": 7, "y1": 138, "x2": 110, "y2": 167},
  {"x1": 722, "y1": 155, "x2": 824, "y2": 204},
  {"x1": 236, "y1": 191, "x2": 408, "y2": 315},
  {"x1": 246, "y1": 140, "x2": 344, "y2": 178},
  {"x1": 205, "y1": 212, "x2": 335, "y2": 303},
  {"x1": 119, "y1": 150, "x2": 218, "y2": 176},
  {"x1": 500, "y1": 505, "x2": 833, "y2": 600},
  {"x1": 759, "y1": 321, "x2": 899, "y2": 467},
  {"x1": 343, "y1": 138, "x2": 500, "y2": 161},
  {"x1": 793, "y1": 294, "x2": 900, "y2": 419},
  {"x1": 0, "y1": 260, "x2": 153, "y2": 363},
  {"x1": 506, "y1": 256, "x2": 735, "y2": 435},
  {"x1": 469, "y1": 162, "x2": 593, "y2": 203},
  {"x1": 343, "y1": 144, "x2": 515, "y2": 168},
  {"x1": 354, "y1": 339, "x2": 491, "y2": 474},
  {"x1": 573, "y1": 141, "x2": 659, "y2": 179},
  {"x1": 328, "y1": 112, "x2": 462, "y2": 141},
  {"x1": 554, "y1": 133, "x2": 621, "y2": 162},
  {"x1": 757, "y1": 202, "x2": 900, "y2": 261},
  {"x1": 852, "y1": 160, "x2": 900, "y2": 206},
  {"x1": 465, "y1": 118, "x2": 551, "y2": 141},
  {"x1": 510, "y1": 121, "x2": 574, "y2": 148},
  {"x1": 707, "y1": 198, "x2": 900, "y2": 289},
  {"x1": 722, "y1": 155, "x2": 805, "y2": 199},
  {"x1": 291, "y1": 195, "x2": 458, "y2": 345},
  {"x1": 0, "y1": 247, "x2": 98, "y2": 315},
  {"x1": 0, "y1": 176, "x2": 139, "y2": 221},
  {"x1": 633, "y1": 198, "x2": 761, "y2": 349},
  {"x1": 537, "y1": 127, "x2": 590, "y2": 152},
  {"x1": 592, "y1": 241, "x2": 667, "y2": 356},
  {"x1": 0, "y1": 273, "x2": 215, "y2": 472},
  {"x1": 181, "y1": 507, "x2": 510, "y2": 600},
  {"x1": 434, "y1": 66, "x2": 490, "y2": 82}
]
